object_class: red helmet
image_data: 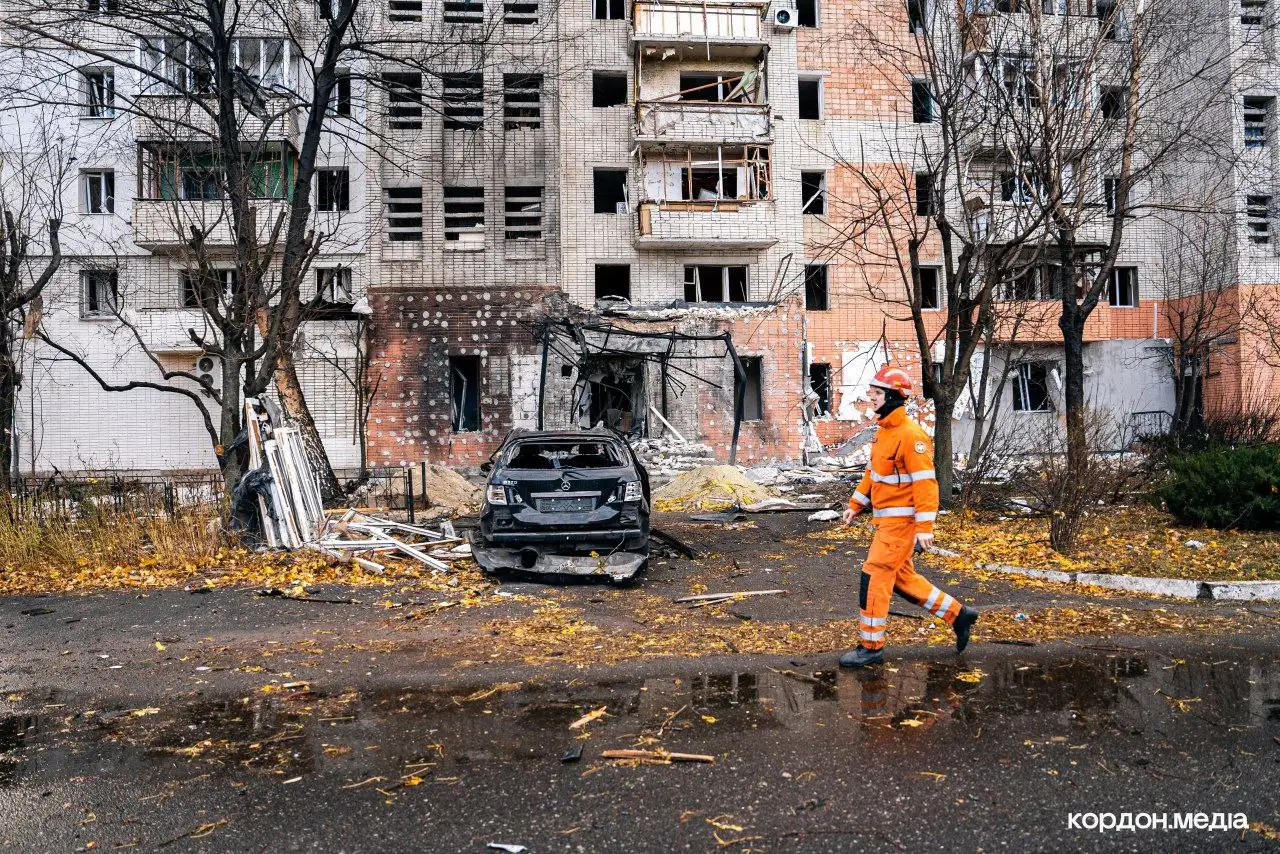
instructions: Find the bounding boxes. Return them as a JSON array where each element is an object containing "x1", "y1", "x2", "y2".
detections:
[{"x1": 869, "y1": 365, "x2": 914, "y2": 395}]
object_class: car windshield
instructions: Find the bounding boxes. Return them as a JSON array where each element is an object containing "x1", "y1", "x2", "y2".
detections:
[{"x1": 503, "y1": 440, "x2": 625, "y2": 470}]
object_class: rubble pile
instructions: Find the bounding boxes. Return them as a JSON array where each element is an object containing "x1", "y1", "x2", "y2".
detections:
[
  {"x1": 421, "y1": 463, "x2": 483, "y2": 515},
  {"x1": 630, "y1": 436, "x2": 719, "y2": 479},
  {"x1": 652, "y1": 465, "x2": 779, "y2": 512}
]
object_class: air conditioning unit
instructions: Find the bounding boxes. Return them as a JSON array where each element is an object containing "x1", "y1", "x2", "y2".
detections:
[
  {"x1": 773, "y1": 5, "x2": 799, "y2": 29},
  {"x1": 194, "y1": 353, "x2": 220, "y2": 395}
]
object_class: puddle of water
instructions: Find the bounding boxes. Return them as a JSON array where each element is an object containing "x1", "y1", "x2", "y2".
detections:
[{"x1": 2, "y1": 652, "x2": 1277, "y2": 787}]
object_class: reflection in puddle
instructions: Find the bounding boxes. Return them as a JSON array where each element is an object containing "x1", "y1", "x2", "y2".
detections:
[{"x1": 1, "y1": 653, "x2": 1278, "y2": 788}]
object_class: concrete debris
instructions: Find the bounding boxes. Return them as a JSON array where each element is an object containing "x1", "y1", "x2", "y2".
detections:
[
  {"x1": 807, "y1": 509, "x2": 842, "y2": 522},
  {"x1": 420, "y1": 464, "x2": 483, "y2": 514},
  {"x1": 630, "y1": 436, "x2": 717, "y2": 480},
  {"x1": 652, "y1": 465, "x2": 778, "y2": 512},
  {"x1": 1184, "y1": 539, "x2": 1206, "y2": 549}
]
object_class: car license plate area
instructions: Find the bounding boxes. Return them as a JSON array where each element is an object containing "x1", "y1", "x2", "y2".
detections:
[{"x1": 535, "y1": 496, "x2": 596, "y2": 513}]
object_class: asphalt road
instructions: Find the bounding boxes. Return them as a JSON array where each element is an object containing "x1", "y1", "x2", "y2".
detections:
[{"x1": 1, "y1": 512, "x2": 1278, "y2": 851}]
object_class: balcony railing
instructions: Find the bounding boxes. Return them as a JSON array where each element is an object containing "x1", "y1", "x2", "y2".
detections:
[
  {"x1": 635, "y1": 101, "x2": 771, "y2": 144},
  {"x1": 635, "y1": 199, "x2": 777, "y2": 250},
  {"x1": 632, "y1": 0, "x2": 766, "y2": 46},
  {"x1": 133, "y1": 198, "x2": 291, "y2": 251},
  {"x1": 133, "y1": 95, "x2": 299, "y2": 144}
]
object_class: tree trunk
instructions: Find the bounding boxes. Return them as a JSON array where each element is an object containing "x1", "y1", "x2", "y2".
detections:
[
  {"x1": 933, "y1": 394, "x2": 956, "y2": 505},
  {"x1": 0, "y1": 368, "x2": 15, "y2": 496},
  {"x1": 274, "y1": 352, "x2": 344, "y2": 502},
  {"x1": 1060, "y1": 314, "x2": 1088, "y2": 474}
]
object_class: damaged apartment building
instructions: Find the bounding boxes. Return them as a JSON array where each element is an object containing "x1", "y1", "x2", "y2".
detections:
[{"x1": 6, "y1": 0, "x2": 1278, "y2": 477}]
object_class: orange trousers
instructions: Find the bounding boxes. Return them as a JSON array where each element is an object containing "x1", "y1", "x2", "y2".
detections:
[{"x1": 859, "y1": 518, "x2": 963, "y2": 650}]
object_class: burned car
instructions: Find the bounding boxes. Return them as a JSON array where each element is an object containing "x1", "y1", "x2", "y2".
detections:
[{"x1": 470, "y1": 429, "x2": 651, "y2": 581}]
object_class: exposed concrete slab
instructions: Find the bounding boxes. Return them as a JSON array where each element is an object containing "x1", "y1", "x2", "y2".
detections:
[
  {"x1": 1075, "y1": 573, "x2": 1207, "y2": 599},
  {"x1": 1205, "y1": 581, "x2": 1280, "y2": 601}
]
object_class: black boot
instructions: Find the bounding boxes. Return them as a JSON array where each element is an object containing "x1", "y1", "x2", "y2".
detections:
[
  {"x1": 839, "y1": 646, "x2": 884, "y2": 668},
  {"x1": 953, "y1": 606, "x2": 978, "y2": 653}
]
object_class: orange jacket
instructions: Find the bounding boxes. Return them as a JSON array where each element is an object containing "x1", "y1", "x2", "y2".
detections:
[{"x1": 847, "y1": 407, "x2": 940, "y2": 533}]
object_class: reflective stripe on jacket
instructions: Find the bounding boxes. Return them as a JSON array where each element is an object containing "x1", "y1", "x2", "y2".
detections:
[{"x1": 847, "y1": 406, "x2": 940, "y2": 533}]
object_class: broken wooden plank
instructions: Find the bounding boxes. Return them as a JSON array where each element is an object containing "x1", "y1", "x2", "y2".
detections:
[
  {"x1": 674, "y1": 589, "x2": 786, "y2": 604},
  {"x1": 601, "y1": 749, "x2": 715, "y2": 763}
]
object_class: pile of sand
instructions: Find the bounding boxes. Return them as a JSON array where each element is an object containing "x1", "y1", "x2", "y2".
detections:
[
  {"x1": 652, "y1": 464, "x2": 779, "y2": 512},
  {"x1": 424, "y1": 464, "x2": 483, "y2": 513}
]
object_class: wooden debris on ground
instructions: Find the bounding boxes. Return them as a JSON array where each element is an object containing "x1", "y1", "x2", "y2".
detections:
[{"x1": 674, "y1": 589, "x2": 787, "y2": 608}]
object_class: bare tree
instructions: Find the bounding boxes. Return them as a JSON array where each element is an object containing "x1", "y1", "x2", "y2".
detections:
[
  {"x1": 2, "y1": 0, "x2": 573, "y2": 497},
  {"x1": 0, "y1": 112, "x2": 75, "y2": 493}
]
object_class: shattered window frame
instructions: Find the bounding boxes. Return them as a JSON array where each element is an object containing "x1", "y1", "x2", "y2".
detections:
[
  {"x1": 740, "y1": 356, "x2": 765, "y2": 421},
  {"x1": 81, "y1": 269, "x2": 119, "y2": 318},
  {"x1": 684, "y1": 265, "x2": 748, "y2": 302},
  {"x1": 504, "y1": 185, "x2": 544, "y2": 240},
  {"x1": 804, "y1": 263, "x2": 829, "y2": 311},
  {"x1": 449, "y1": 355, "x2": 483, "y2": 432},
  {"x1": 1012, "y1": 361, "x2": 1053, "y2": 412}
]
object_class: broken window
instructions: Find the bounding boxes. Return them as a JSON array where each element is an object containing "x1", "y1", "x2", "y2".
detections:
[
  {"x1": 444, "y1": 186, "x2": 485, "y2": 242},
  {"x1": 907, "y1": 0, "x2": 925, "y2": 32},
  {"x1": 317, "y1": 169, "x2": 349, "y2": 212},
  {"x1": 804, "y1": 263, "x2": 828, "y2": 310},
  {"x1": 683, "y1": 166, "x2": 738, "y2": 200},
  {"x1": 449, "y1": 355, "x2": 482, "y2": 432},
  {"x1": 915, "y1": 171, "x2": 935, "y2": 215},
  {"x1": 679, "y1": 72, "x2": 750, "y2": 102},
  {"x1": 503, "y1": 73, "x2": 542, "y2": 130},
  {"x1": 1000, "y1": 170, "x2": 1037, "y2": 205},
  {"x1": 1041, "y1": 264, "x2": 1063, "y2": 299},
  {"x1": 504, "y1": 185, "x2": 543, "y2": 240},
  {"x1": 809, "y1": 363, "x2": 832, "y2": 414},
  {"x1": 684, "y1": 265, "x2": 747, "y2": 302},
  {"x1": 443, "y1": 0, "x2": 483, "y2": 23},
  {"x1": 81, "y1": 269, "x2": 118, "y2": 317},
  {"x1": 594, "y1": 264, "x2": 631, "y2": 300},
  {"x1": 182, "y1": 269, "x2": 235, "y2": 310},
  {"x1": 442, "y1": 72, "x2": 484, "y2": 130},
  {"x1": 504, "y1": 0, "x2": 537, "y2": 23},
  {"x1": 1245, "y1": 96, "x2": 1272, "y2": 148},
  {"x1": 594, "y1": 0, "x2": 625, "y2": 19},
  {"x1": 1103, "y1": 175, "x2": 1119, "y2": 215},
  {"x1": 916, "y1": 265, "x2": 941, "y2": 309},
  {"x1": 1242, "y1": 0, "x2": 1266, "y2": 25},
  {"x1": 85, "y1": 0, "x2": 118, "y2": 12},
  {"x1": 593, "y1": 72, "x2": 627, "y2": 107},
  {"x1": 384, "y1": 186, "x2": 423, "y2": 241},
  {"x1": 83, "y1": 170, "x2": 115, "y2": 214},
  {"x1": 912, "y1": 80, "x2": 934, "y2": 123},
  {"x1": 1012, "y1": 362, "x2": 1052, "y2": 412},
  {"x1": 383, "y1": 72, "x2": 423, "y2": 129},
  {"x1": 1001, "y1": 57, "x2": 1039, "y2": 109},
  {"x1": 502, "y1": 440, "x2": 625, "y2": 469},
  {"x1": 593, "y1": 169, "x2": 629, "y2": 213},
  {"x1": 798, "y1": 0, "x2": 818, "y2": 26},
  {"x1": 1107, "y1": 266, "x2": 1138, "y2": 307},
  {"x1": 83, "y1": 68, "x2": 115, "y2": 118},
  {"x1": 1002, "y1": 266, "x2": 1040, "y2": 300},
  {"x1": 801, "y1": 171, "x2": 826, "y2": 214},
  {"x1": 739, "y1": 356, "x2": 764, "y2": 421},
  {"x1": 1096, "y1": 0, "x2": 1128, "y2": 39},
  {"x1": 1099, "y1": 86, "x2": 1126, "y2": 120},
  {"x1": 798, "y1": 77, "x2": 822, "y2": 120},
  {"x1": 329, "y1": 71, "x2": 353, "y2": 116},
  {"x1": 316, "y1": 267, "x2": 353, "y2": 305},
  {"x1": 1248, "y1": 194, "x2": 1272, "y2": 244},
  {"x1": 388, "y1": 0, "x2": 422, "y2": 21}
]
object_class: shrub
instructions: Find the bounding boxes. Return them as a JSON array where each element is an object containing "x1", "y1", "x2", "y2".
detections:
[{"x1": 1159, "y1": 445, "x2": 1280, "y2": 529}]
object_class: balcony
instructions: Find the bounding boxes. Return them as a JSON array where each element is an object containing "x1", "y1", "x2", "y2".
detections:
[
  {"x1": 132, "y1": 198, "x2": 292, "y2": 252},
  {"x1": 632, "y1": 0, "x2": 767, "y2": 59},
  {"x1": 635, "y1": 200, "x2": 777, "y2": 250},
  {"x1": 133, "y1": 95, "x2": 299, "y2": 144},
  {"x1": 635, "y1": 101, "x2": 771, "y2": 144}
]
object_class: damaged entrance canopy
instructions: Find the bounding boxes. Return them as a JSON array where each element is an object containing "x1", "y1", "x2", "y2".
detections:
[{"x1": 531, "y1": 313, "x2": 751, "y2": 464}]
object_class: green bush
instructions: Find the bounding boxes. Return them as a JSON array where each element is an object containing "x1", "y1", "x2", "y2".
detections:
[{"x1": 1159, "y1": 445, "x2": 1280, "y2": 529}]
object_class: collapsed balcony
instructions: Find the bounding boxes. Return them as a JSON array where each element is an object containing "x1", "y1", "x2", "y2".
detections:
[
  {"x1": 635, "y1": 144, "x2": 776, "y2": 249},
  {"x1": 634, "y1": 67, "x2": 771, "y2": 144}
]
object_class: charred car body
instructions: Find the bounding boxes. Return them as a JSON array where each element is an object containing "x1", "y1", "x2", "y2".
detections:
[{"x1": 470, "y1": 429, "x2": 651, "y2": 581}]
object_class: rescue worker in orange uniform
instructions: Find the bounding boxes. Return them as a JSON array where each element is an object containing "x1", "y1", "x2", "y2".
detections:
[{"x1": 839, "y1": 366, "x2": 978, "y2": 668}]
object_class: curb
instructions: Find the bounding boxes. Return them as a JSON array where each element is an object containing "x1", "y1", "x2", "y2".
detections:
[{"x1": 974, "y1": 563, "x2": 1280, "y2": 602}]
